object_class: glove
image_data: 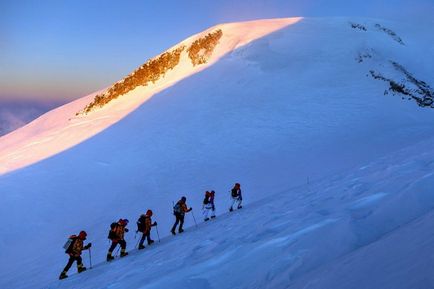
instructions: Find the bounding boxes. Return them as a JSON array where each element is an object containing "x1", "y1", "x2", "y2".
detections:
[
  {"x1": 188, "y1": 208, "x2": 192, "y2": 212},
  {"x1": 84, "y1": 243, "x2": 92, "y2": 249},
  {"x1": 125, "y1": 228, "x2": 129, "y2": 232},
  {"x1": 153, "y1": 221, "x2": 157, "y2": 226}
]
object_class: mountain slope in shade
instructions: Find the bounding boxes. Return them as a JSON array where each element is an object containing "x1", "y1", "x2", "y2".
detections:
[
  {"x1": 0, "y1": 17, "x2": 433, "y2": 288},
  {"x1": 45, "y1": 136, "x2": 434, "y2": 289}
]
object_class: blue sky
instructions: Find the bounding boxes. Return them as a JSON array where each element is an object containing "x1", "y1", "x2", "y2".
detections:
[{"x1": 1, "y1": 0, "x2": 433, "y2": 102}]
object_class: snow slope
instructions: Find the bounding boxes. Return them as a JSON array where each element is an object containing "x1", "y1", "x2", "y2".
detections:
[
  {"x1": 0, "y1": 18, "x2": 300, "y2": 175},
  {"x1": 0, "y1": 17, "x2": 433, "y2": 288},
  {"x1": 45, "y1": 137, "x2": 434, "y2": 289}
]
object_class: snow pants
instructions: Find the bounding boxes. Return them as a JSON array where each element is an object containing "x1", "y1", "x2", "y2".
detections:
[
  {"x1": 139, "y1": 231, "x2": 152, "y2": 247},
  {"x1": 63, "y1": 255, "x2": 83, "y2": 273},
  {"x1": 202, "y1": 203, "x2": 215, "y2": 220},
  {"x1": 230, "y1": 197, "x2": 242, "y2": 210},
  {"x1": 108, "y1": 239, "x2": 126, "y2": 254},
  {"x1": 171, "y1": 213, "x2": 185, "y2": 232}
]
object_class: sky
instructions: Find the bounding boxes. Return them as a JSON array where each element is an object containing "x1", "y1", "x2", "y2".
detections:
[{"x1": 1, "y1": 0, "x2": 433, "y2": 103}]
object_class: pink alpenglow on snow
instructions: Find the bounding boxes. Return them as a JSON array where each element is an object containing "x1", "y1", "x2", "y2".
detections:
[{"x1": 0, "y1": 18, "x2": 301, "y2": 175}]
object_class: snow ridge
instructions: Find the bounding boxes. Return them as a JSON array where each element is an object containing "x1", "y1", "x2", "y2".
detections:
[{"x1": 0, "y1": 18, "x2": 300, "y2": 175}]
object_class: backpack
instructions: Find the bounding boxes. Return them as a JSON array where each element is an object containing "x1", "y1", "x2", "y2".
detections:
[
  {"x1": 137, "y1": 216, "x2": 146, "y2": 233},
  {"x1": 173, "y1": 203, "x2": 181, "y2": 215},
  {"x1": 108, "y1": 222, "x2": 118, "y2": 240},
  {"x1": 231, "y1": 188, "x2": 238, "y2": 198},
  {"x1": 64, "y1": 235, "x2": 76, "y2": 254},
  {"x1": 203, "y1": 192, "x2": 210, "y2": 205}
]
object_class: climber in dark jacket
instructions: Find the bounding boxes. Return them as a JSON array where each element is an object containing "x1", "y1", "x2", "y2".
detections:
[
  {"x1": 59, "y1": 231, "x2": 91, "y2": 280},
  {"x1": 203, "y1": 190, "x2": 216, "y2": 221},
  {"x1": 171, "y1": 196, "x2": 192, "y2": 235},
  {"x1": 107, "y1": 218, "x2": 129, "y2": 261},
  {"x1": 229, "y1": 183, "x2": 242, "y2": 212},
  {"x1": 137, "y1": 209, "x2": 157, "y2": 250}
]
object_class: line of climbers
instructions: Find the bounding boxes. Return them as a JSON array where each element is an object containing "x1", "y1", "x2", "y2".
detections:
[{"x1": 59, "y1": 182, "x2": 243, "y2": 280}]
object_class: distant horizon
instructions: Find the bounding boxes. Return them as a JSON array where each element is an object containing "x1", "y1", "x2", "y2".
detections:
[{"x1": 0, "y1": 99, "x2": 64, "y2": 136}]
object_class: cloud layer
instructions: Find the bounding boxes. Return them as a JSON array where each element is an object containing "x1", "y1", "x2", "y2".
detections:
[{"x1": 0, "y1": 100, "x2": 62, "y2": 136}]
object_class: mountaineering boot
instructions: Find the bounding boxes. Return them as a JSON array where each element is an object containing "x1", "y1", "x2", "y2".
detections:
[
  {"x1": 211, "y1": 215, "x2": 216, "y2": 219},
  {"x1": 59, "y1": 272, "x2": 68, "y2": 280},
  {"x1": 229, "y1": 207, "x2": 233, "y2": 212},
  {"x1": 204, "y1": 218, "x2": 210, "y2": 222},
  {"x1": 107, "y1": 253, "x2": 114, "y2": 262},
  {"x1": 237, "y1": 205, "x2": 243, "y2": 209},
  {"x1": 148, "y1": 239, "x2": 155, "y2": 245},
  {"x1": 120, "y1": 249, "x2": 128, "y2": 257},
  {"x1": 178, "y1": 228, "x2": 184, "y2": 233},
  {"x1": 77, "y1": 266, "x2": 87, "y2": 273},
  {"x1": 171, "y1": 229, "x2": 176, "y2": 235},
  {"x1": 138, "y1": 244, "x2": 145, "y2": 250}
]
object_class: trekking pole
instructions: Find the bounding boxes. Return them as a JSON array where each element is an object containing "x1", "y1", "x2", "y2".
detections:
[
  {"x1": 191, "y1": 210, "x2": 198, "y2": 228},
  {"x1": 115, "y1": 246, "x2": 120, "y2": 257},
  {"x1": 88, "y1": 247, "x2": 93, "y2": 269},
  {"x1": 156, "y1": 224, "x2": 161, "y2": 243},
  {"x1": 135, "y1": 237, "x2": 141, "y2": 249}
]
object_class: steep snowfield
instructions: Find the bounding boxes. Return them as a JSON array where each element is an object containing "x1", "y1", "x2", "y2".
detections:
[
  {"x1": 0, "y1": 17, "x2": 433, "y2": 288},
  {"x1": 45, "y1": 137, "x2": 434, "y2": 289}
]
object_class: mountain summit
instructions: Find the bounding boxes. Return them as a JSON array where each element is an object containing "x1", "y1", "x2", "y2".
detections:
[{"x1": 0, "y1": 18, "x2": 300, "y2": 175}]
